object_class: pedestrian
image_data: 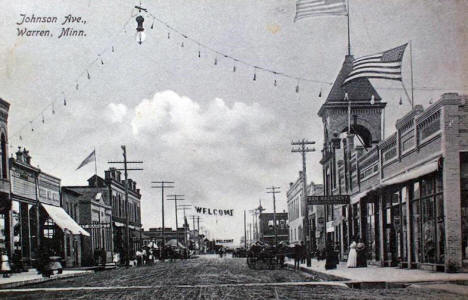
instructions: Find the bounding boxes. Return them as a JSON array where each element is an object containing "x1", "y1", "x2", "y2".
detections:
[
  {"x1": 293, "y1": 242, "x2": 301, "y2": 270},
  {"x1": 300, "y1": 241, "x2": 306, "y2": 264},
  {"x1": 0, "y1": 249, "x2": 11, "y2": 278},
  {"x1": 346, "y1": 239, "x2": 357, "y2": 268},
  {"x1": 356, "y1": 239, "x2": 367, "y2": 267},
  {"x1": 324, "y1": 241, "x2": 338, "y2": 270},
  {"x1": 100, "y1": 248, "x2": 106, "y2": 266}
]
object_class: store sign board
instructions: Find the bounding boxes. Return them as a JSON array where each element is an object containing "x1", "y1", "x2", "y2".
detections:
[
  {"x1": 326, "y1": 221, "x2": 335, "y2": 233},
  {"x1": 307, "y1": 195, "x2": 350, "y2": 205}
]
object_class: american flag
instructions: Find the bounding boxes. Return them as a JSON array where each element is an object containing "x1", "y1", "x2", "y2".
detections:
[
  {"x1": 343, "y1": 43, "x2": 408, "y2": 85},
  {"x1": 294, "y1": 0, "x2": 347, "y2": 22}
]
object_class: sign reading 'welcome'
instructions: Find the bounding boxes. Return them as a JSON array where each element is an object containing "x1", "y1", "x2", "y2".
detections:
[{"x1": 195, "y1": 206, "x2": 234, "y2": 216}]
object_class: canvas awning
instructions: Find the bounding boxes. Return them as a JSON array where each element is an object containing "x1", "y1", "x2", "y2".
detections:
[
  {"x1": 166, "y1": 239, "x2": 186, "y2": 248},
  {"x1": 382, "y1": 158, "x2": 439, "y2": 187},
  {"x1": 350, "y1": 189, "x2": 371, "y2": 205},
  {"x1": 41, "y1": 203, "x2": 90, "y2": 236}
]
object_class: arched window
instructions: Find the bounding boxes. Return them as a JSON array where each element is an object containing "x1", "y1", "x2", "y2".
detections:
[{"x1": 1, "y1": 134, "x2": 7, "y2": 179}]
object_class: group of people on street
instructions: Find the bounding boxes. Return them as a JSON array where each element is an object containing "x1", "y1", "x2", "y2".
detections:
[
  {"x1": 291, "y1": 237, "x2": 367, "y2": 271},
  {"x1": 346, "y1": 238, "x2": 367, "y2": 268},
  {"x1": 293, "y1": 241, "x2": 306, "y2": 270}
]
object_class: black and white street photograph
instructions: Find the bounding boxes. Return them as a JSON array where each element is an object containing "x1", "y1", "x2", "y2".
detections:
[{"x1": 0, "y1": 0, "x2": 467, "y2": 299}]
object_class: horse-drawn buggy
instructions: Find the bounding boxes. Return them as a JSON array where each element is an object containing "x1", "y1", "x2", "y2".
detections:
[{"x1": 246, "y1": 242, "x2": 291, "y2": 270}]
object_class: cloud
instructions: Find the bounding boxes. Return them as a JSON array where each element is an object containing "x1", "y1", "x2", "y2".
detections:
[
  {"x1": 106, "y1": 103, "x2": 128, "y2": 123},
  {"x1": 129, "y1": 91, "x2": 291, "y2": 237}
]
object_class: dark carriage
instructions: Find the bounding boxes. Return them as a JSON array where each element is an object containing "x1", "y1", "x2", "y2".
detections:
[{"x1": 246, "y1": 242, "x2": 291, "y2": 270}]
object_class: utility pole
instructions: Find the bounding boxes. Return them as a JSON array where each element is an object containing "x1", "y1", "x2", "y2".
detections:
[
  {"x1": 108, "y1": 145, "x2": 143, "y2": 267},
  {"x1": 177, "y1": 204, "x2": 191, "y2": 248},
  {"x1": 266, "y1": 186, "x2": 281, "y2": 247},
  {"x1": 197, "y1": 216, "x2": 201, "y2": 253},
  {"x1": 248, "y1": 209, "x2": 256, "y2": 241},
  {"x1": 151, "y1": 181, "x2": 174, "y2": 259},
  {"x1": 167, "y1": 194, "x2": 184, "y2": 247},
  {"x1": 189, "y1": 215, "x2": 202, "y2": 253},
  {"x1": 244, "y1": 210, "x2": 247, "y2": 249},
  {"x1": 291, "y1": 139, "x2": 315, "y2": 267}
]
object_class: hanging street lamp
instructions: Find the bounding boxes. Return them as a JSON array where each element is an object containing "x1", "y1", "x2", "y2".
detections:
[{"x1": 135, "y1": 15, "x2": 146, "y2": 45}]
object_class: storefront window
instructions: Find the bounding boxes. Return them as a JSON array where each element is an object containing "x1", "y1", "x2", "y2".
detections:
[
  {"x1": 401, "y1": 187, "x2": 408, "y2": 262},
  {"x1": 435, "y1": 173, "x2": 445, "y2": 264},
  {"x1": 462, "y1": 152, "x2": 468, "y2": 259},
  {"x1": 0, "y1": 213, "x2": 5, "y2": 251},
  {"x1": 366, "y1": 202, "x2": 376, "y2": 260},
  {"x1": 12, "y1": 201, "x2": 21, "y2": 253},
  {"x1": 421, "y1": 177, "x2": 436, "y2": 263}
]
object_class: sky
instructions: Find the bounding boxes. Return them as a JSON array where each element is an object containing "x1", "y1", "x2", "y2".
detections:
[{"x1": 0, "y1": 0, "x2": 466, "y2": 244}]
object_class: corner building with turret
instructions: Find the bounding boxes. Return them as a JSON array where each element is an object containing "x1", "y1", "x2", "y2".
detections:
[{"x1": 315, "y1": 55, "x2": 468, "y2": 272}]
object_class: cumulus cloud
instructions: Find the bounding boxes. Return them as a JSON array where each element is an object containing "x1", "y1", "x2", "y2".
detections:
[
  {"x1": 129, "y1": 91, "x2": 291, "y2": 238},
  {"x1": 106, "y1": 103, "x2": 128, "y2": 123}
]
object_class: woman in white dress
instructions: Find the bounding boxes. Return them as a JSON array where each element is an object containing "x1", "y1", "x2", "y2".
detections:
[{"x1": 347, "y1": 241, "x2": 357, "y2": 268}]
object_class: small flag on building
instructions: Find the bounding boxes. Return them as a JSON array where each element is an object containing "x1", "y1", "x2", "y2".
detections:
[
  {"x1": 343, "y1": 43, "x2": 408, "y2": 85},
  {"x1": 294, "y1": 0, "x2": 347, "y2": 22},
  {"x1": 76, "y1": 150, "x2": 96, "y2": 170}
]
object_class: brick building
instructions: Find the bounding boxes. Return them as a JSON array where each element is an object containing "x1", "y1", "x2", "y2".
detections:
[
  {"x1": 64, "y1": 167, "x2": 142, "y2": 265},
  {"x1": 10, "y1": 148, "x2": 88, "y2": 269},
  {"x1": 317, "y1": 55, "x2": 468, "y2": 272},
  {"x1": 258, "y1": 212, "x2": 289, "y2": 245},
  {"x1": 286, "y1": 175, "x2": 321, "y2": 245}
]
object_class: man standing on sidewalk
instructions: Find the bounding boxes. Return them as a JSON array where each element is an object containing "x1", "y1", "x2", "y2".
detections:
[{"x1": 294, "y1": 242, "x2": 301, "y2": 270}]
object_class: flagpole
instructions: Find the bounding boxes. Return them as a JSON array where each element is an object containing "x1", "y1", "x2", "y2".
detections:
[
  {"x1": 346, "y1": 93, "x2": 351, "y2": 134},
  {"x1": 409, "y1": 40, "x2": 414, "y2": 108},
  {"x1": 94, "y1": 147, "x2": 98, "y2": 189},
  {"x1": 94, "y1": 147, "x2": 97, "y2": 176},
  {"x1": 347, "y1": 0, "x2": 351, "y2": 55},
  {"x1": 401, "y1": 82, "x2": 413, "y2": 108}
]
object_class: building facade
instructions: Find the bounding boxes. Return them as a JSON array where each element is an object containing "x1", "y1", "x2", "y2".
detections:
[
  {"x1": 104, "y1": 168, "x2": 142, "y2": 260},
  {"x1": 0, "y1": 99, "x2": 10, "y2": 261},
  {"x1": 61, "y1": 187, "x2": 83, "y2": 267},
  {"x1": 258, "y1": 212, "x2": 289, "y2": 245},
  {"x1": 63, "y1": 183, "x2": 113, "y2": 266},
  {"x1": 317, "y1": 55, "x2": 467, "y2": 272},
  {"x1": 287, "y1": 174, "x2": 321, "y2": 245},
  {"x1": 10, "y1": 148, "x2": 88, "y2": 269},
  {"x1": 287, "y1": 171, "x2": 305, "y2": 244},
  {"x1": 307, "y1": 184, "x2": 324, "y2": 253}
]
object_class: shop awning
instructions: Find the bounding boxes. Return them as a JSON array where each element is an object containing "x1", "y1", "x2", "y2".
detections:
[
  {"x1": 382, "y1": 158, "x2": 439, "y2": 187},
  {"x1": 41, "y1": 203, "x2": 90, "y2": 236},
  {"x1": 351, "y1": 189, "x2": 371, "y2": 205}
]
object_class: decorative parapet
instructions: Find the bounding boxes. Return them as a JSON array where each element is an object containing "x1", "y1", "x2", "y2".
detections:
[
  {"x1": 358, "y1": 146, "x2": 379, "y2": 181},
  {"x1": 396, "y1": 105, "x2": 424, "y2": 130},
  {"x1": 379, "y1": 133, "x2": 397, "y2": 164}
]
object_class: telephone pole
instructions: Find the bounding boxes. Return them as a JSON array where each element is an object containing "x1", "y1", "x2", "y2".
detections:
[
  {"x1": 244, "y1": 210, "x2": 247, "y2": 249},
  {"x1": 108, "y1": 145, "x2": 143, "y2": 267},
  {"x1": 266, "y1": 186, "x2": 281, "y2": 247},
  {"x1": 151, "y1": 181, "x2": 174, "y2": 259},
  {"x1": 189, "y1": 215, "x2": 202, "y2": 253},
  {"x1": 177, "y1": 204, "x2": 191, "y2": 247},
  {"x1": 167, "y1": 194, "x2": 185, "y2": 247},
  {"x1": 291, "y1": 139, "x2": 315, "y2": 267}
]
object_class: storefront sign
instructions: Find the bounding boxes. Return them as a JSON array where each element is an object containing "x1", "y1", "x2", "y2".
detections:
[
  {"x1": 326, "y1": 221, "x2": 335, "y2": 233},
  {"x1": 307, "y1": 195, "x2": 350, "y2": 205},
  {"x1": 195, "y1": 206, "x2": 233, "y2": 216},
  {"x1": 11, "y1": 168, "x2": 36, "y2": 201},
  {"x1": 81, "y1": 223, "x2": 111, "y2": 229}
]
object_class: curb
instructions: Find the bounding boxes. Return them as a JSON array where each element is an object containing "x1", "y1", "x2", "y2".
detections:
[
  {"x1": 0, "y1": 271, "x2": 93, "y2": 289},
  {"x1": 285, "y1": 263, "x2": 348, "y2": 282}
]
